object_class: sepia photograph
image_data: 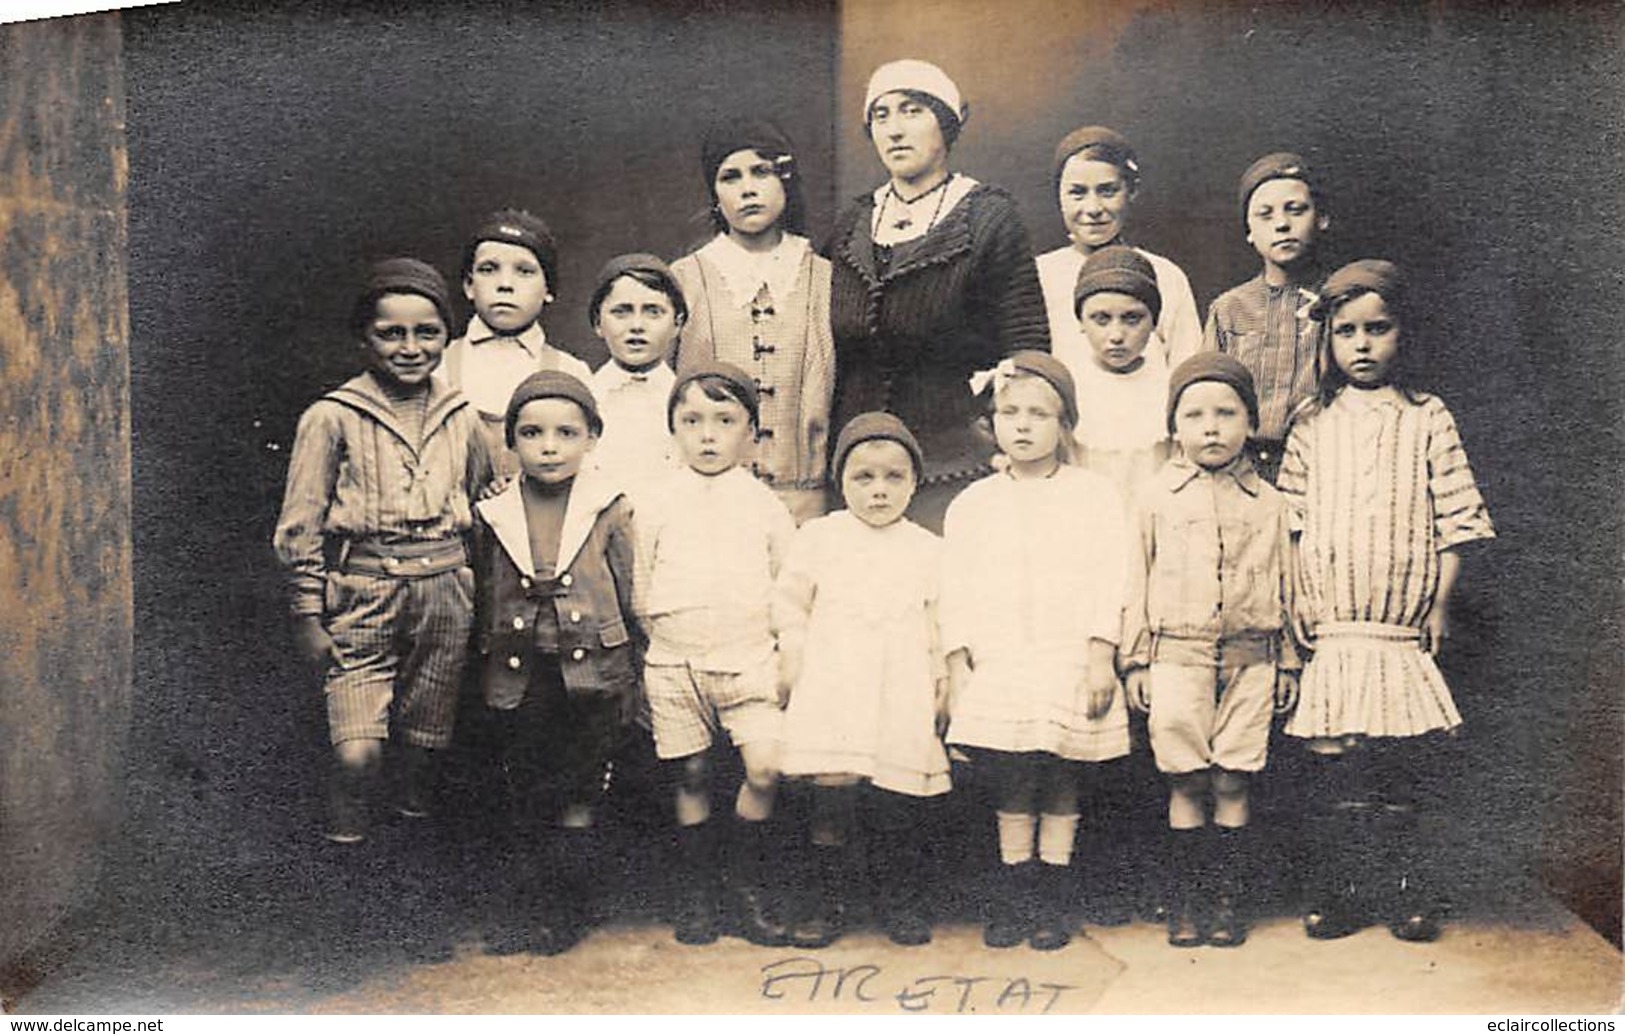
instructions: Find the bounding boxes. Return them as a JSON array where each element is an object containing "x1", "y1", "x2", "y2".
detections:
[{"x1": 0, "y1": 0, "x2": 1621, "y2": 1017}]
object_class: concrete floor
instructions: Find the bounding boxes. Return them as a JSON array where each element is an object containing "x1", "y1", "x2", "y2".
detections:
[{"x1": 16, "y1": 896, "x2": 1621, "y2": 1014}]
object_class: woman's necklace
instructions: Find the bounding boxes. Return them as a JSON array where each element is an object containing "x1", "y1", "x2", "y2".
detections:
[{"x1": 877, "y1": 173, "x2": 955, "y2": 235}]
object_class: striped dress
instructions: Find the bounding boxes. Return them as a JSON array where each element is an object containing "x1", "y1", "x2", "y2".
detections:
[{"x1": 1276, "y1": 386, "x2": 1494, "y2": 739}]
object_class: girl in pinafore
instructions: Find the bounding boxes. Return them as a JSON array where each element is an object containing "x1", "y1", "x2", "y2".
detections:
[
  {"x1": 772, "y1": 412, "x2": 949, "y2": 948},
  {"x1": 672, "y1": 117, "x2": 834, "y2": 524},
  {"x1": 940, "y1": 350, "x2": 1130, "y2": 952},
  {"x1": 1277, "y1": 259, "x2": 1494, "y2": 943}
]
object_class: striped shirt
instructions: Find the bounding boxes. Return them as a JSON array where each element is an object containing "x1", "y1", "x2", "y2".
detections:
[
  {"x1": 272, "y1": 371, "x2": 491, "y2": 617},
  {"x1": 1203, "y1": 273, "x2": 1324, "y2": 442},
  {"x1": 1276, "y1": 387, "x2": 1494, "y2": 632}
]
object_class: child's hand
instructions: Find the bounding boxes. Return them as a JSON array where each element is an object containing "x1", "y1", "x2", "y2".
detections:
[
  {"x1": 776, "y1": 648, "x2": 799, "y2": 709},
  {"x1": 1274, "y1": 670, "x2": 1300, "y2": 715},
  {"x1": 1084, "y1": 665, "x2": 1119, "y2": 720},
  {"x1": 1420, "y1": 607, "x2": 1451, "y2": 656},
  {"x1": 1126, "y1": 668, "x2": 1151, "y2": 713},
  {"x1": 945, "y1": 649, "x2": 972, "y2": 709},
  {"x1": 933, "y1": 677, "x2": 951, "y2": 738},
  {"x1": 478, "y1": 473, "x2": 514, "y2": 501},
  {"x1": 294, "y1": 616, "x2": 340, "y2": 670}
]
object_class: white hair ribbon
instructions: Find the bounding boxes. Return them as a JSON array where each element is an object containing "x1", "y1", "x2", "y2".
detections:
[{"x1": 967, "y1": 356, "x2": 1018, "y2": 397}]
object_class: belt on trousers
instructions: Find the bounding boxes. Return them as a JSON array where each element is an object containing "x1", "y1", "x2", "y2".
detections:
[{"x1": 340, "y1": 538, "x2": 469, "y2": 578}]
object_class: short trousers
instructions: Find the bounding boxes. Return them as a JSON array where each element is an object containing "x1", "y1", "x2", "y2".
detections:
[
  {"x1": 322, "y1": 565, "x2": 474, "y2": 749},
  {"x1": 643, "y1": 655, "x2": 782, "y2": 760},
  {"x1": 1146, "y1": 659, "x2": 1276, "y2": 774}
]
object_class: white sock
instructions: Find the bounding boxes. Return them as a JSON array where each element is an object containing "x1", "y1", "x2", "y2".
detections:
[
  {"x1": 1038, "y1": 812, "x2": 1080, "y2": 866},
  {"x1": 996, "y1": 811, "x2": 1038, "y2": 865}
]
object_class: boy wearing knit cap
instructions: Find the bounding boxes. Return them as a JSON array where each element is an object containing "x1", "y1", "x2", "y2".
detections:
[
  {"x1": 1121, "y1": 352, "x2": 1301, "y2": 949},
  {"x1": 1203, "y1": 152, "x2": 1331, "y2": 482},
  {"x1": 1067, "y1": 244, "x2": 1176, "y2": 505},
  {"x1": 273, "y1": 258, "x2": 493, "y2": 852},
  {"x1": 587, "y1": 253, "x2": 685, "y2": 494},
  {"x1": 1037, "y1": 125, "x2": 1202, "y2": 375},
  {"x1": 442, "y1": 208, "x2": 595, "y2": 478},
  {"x1": 472, "y1": 370, "x2": 640, "y2": 956},
  {"x1": 633, "y1": 360, "x2": 798, "y2": 947}
]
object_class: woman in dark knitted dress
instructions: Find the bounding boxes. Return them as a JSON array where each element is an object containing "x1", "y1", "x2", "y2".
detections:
[{"x1": 827, "y1": 58, "x2": 1050, "y2": 532}]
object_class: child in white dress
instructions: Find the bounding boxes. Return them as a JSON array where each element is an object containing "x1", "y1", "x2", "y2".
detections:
[
  {"x1": 941, "y1": 350, "x2": 1131, "y2": 952},
  {"x1": 774, "y1": 413, "x2": 948, "y2": 948}
]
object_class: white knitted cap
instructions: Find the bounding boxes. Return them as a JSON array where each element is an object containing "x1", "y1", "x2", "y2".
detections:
[{"x1": 863, "y1": 59, "x2": 964, "y2": 122}]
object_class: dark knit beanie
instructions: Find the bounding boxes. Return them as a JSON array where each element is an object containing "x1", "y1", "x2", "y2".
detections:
[
  {"x1": 1072, "y1": 244, "x2": 1163, "y2": 321},
  {"x1": 1166, "y1": 352, "x2": 1260, "y2": 435},
  {"x1": 588, "y1": 252, "x2": 688, "y2": 325},
  {"x1": 463, "y1": 208, "x2": 560, "y2": 294},
  {"x1": 983, "y1": 349, "x2": 1078, "y2": 429},
  {"x1": 351, "y1": 257, "x2": 453, "y2": 340},
  {"x1": 833, "y1": 411, "x2": 924, "y2": 482},
  {"x1": 1309, "y1": 258, "x2": 1404, "y2": 323},
  {"x1": 1051, "y1": 124, "x2": 1140, "y2": 191},
  {"x1": 504, "y1": 370, "x2": 603, "y2": 446},
  {"x1": 1237, "y1": 151, "x2": 1319, "y2": 227},
  {"x1": 668, "y1": 359, "x2": 760, "y2": 431},
  {"x1": 701, "y1": 117, "x2": 796, "y2": 190}
]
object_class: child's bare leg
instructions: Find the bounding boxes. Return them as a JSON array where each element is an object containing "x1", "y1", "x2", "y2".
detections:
[
  {"x1": 1211, "y1": 769, "x2": 1249, "y2": 828},
  {"x1": 1168, "y1": 769, "x2": 1210, "y2": 829},
  {"x1": 327, "y1": 738, "x2": 383, "y2": 844},
  {"x1": 734, "y1": 739, "x2": 781, "y2": 821},
  {"x1": 674, "y1": 752, "x2": 712, "y2": 827}
]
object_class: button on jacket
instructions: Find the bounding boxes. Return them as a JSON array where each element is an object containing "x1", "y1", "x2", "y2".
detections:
[{"x1": 473, "y1": 470, "x2": 640, "y2": 711}]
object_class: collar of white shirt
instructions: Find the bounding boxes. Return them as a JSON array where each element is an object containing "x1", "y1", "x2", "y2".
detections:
[
  {"x1": 465, "y1": 314, "x2": 547, "y2": 356},
  {"x1": 1165, "y1": 452, "x2": 1262, "y2": 496},
  {"x1": 596, "y1": 360, "x2": 675, "y2": 393},
  {"x1": 698, "y1": 232, "x2": 811, "y2": 312}
]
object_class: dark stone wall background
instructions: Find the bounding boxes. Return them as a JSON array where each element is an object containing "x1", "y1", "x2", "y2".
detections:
[{"x1": 0, "y1": 13, "x2": 133, "y2": 965}]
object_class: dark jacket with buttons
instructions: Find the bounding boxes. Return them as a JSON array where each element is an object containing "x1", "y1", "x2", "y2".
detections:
[
  {"x1": 472, "y1": 472, "x2": 640, "y2": 714},
  {"x1": 827, "y1": 182, "x2": 1050, "y2": 484}
]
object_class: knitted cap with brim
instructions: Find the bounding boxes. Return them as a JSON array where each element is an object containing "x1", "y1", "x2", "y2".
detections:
[
  {"x1": 355, "y1": 257, "x2": 453, "y2": 339},
  {"x1": 1166, "y1": 352, "x2": 1260, "y2": 435},
  {"x1": 1237, "y1": 151, "x2": 1318, "y2": 227},
  {"x1": 590, "y1": 252, "x2": 687, "y2": 324},
  {"x1": 667, "y1": 359, "x2": 760, "y2": 431},
  {"x1": 992, "y1": 349, "x2": 1079, "y2": 429},
  {"x1": 1051, "y1": 125, "x2": 1140, "y2": 189},
  {"x1": 833, "y1": 411, "x2": 924, "y2": 482},
  {"x1": 701, "y1": 118, "x2": 797, "y2": 189},
  {"x1": 1073, "y1": 244, "x2": 1162, "y2": 321},
  {"x1": 505, "y1": 370, "x2": 603, "y2": 446},
  {"x1": 1309, "y1": 258, "x2": 1403, "y2": 322},
  {"x1": 467, "y1": 209, "x2": 560, "y2": 293}
]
